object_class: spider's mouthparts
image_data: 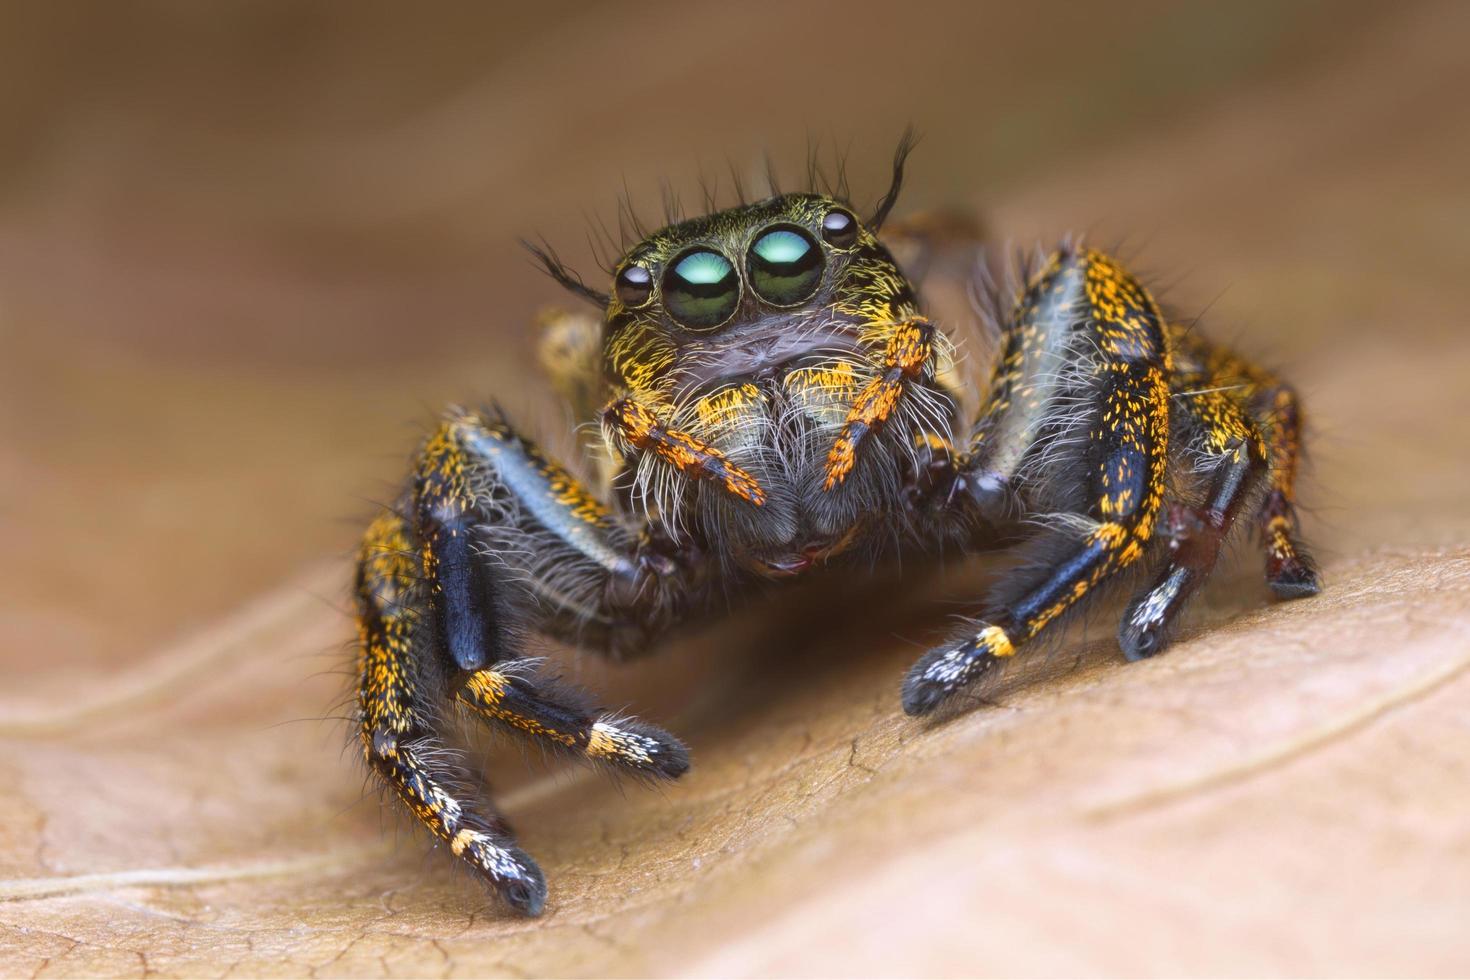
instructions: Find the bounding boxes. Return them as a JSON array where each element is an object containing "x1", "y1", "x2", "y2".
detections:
[
  {"x1": 748, "y1": 524, "x2": 864, "y2": 579},
  {"x1": 759, "y1": 551, "x2": 818, "y2": 577}
]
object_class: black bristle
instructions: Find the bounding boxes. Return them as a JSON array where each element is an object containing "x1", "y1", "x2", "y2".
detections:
[
  {"x1": 523, "y1": 239, "x2": 609, "y2": 307},
  {"x1": 869, "y1": 126, "x2": 920, "y2": 231}
]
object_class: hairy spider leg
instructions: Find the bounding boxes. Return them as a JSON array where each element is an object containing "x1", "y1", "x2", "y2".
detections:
[
  {"x1": 416, "y1": 411, "x2": 648, "y2": 654},
  {"x1": 355, "y1": 512, "x2": 546, "y2": 914},
  {"x1": 903, "y1": 249, "x2": 1171, "y2": 715},
  {"x1": 1168, "y1": 327, "x2": 1321, "y2": 597},
  {"x1": 415, "y1": 406, "x2": 694, "y2": 698},
  {"x1": 948, "y1": 248, "x2": 1095, "y2": 527},
  {"x1": 1118, "y1": 385, "x2": 1268, "y2": 659},
  {"x1": 456, "y1": 659, "x2": 689, "y2": 778},
  {"x1": 355, "y1": 410, "x2": 693, "y2": 913},
  {"x1": 1249, "y1": 381, "x2": 1320, "y2": 596}
]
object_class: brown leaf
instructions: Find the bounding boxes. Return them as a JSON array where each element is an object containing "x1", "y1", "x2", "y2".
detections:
[{"x1": 4, "y1": 2, "x2": 1469, "y2": 976}]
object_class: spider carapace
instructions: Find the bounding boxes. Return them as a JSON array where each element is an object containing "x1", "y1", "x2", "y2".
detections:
[{"x1": 353, "y1": 145, "x2": 1320, "y2": 915}]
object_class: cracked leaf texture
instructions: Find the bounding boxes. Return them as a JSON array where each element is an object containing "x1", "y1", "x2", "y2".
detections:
[{"x1": 3, "y1": 2, "x2": 1469, "y2": 975}]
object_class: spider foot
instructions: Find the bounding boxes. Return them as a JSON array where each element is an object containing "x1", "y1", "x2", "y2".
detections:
[
  {"x1": 1262, "y1": 491, "x2": 1321, "y2": 599},
  {"x1": 1268, "y1": 555, "x2": 1322, "y2": 599},
  {"x1": 364, "y1": 733, "x2": 549, "y2": 916},
  {"x1": 457, "y1": 660, "x2": 691, "y2": 781},
  {"x1": 902, "y1": 623, "x2": 1015, "y2": 716}
]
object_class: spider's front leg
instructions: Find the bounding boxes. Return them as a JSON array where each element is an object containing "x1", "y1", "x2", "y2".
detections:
[
  {"x1": 903, "y1": 248, "x2": 1173, "y2": 714},
  {"x1": 355, "y1": 410, "x2": 694, "y2": 915}
]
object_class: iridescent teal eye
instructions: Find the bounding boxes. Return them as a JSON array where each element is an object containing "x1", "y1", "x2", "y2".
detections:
[
  {"x1": 663, "y1": 248, "x2": 739, "y2": 329},
  {"x1": 747, "y1": 225, "x2": 823, "y2": 306}
]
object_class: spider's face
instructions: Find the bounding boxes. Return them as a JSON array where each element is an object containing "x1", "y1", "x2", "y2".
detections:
[{"x1": 601, "y1": 193, "x2": 912, "y2": 395}]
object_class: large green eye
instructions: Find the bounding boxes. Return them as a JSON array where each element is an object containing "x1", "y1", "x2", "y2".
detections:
[
  {"x1": 747, "y1": 225, "x2": 823, "y2": 306},
  {"x1": 663, "y1": 248, "x2": 739, "y2": 329}
]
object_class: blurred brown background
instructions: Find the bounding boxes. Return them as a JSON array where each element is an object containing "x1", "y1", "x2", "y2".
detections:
[{"x1": 2, "y1": 2, "x2": 1468, "y2": 976}]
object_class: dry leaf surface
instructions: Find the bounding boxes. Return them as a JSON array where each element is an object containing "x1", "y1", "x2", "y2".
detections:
[{"x1": 2, "y1": 3, "x2": 1468, "y2": 975}]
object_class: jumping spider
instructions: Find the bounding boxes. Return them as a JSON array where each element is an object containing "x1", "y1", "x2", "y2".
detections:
[{"x1": 353, "y1": 144, "x2": 1320, "y2": 915}]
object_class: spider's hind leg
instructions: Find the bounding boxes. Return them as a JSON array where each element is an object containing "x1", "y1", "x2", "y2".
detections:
[
  {"x1": 1168, "y1": 327, "x2": 1322, "y2": 599},
  {"x1": 1251, "y1": 380, "x2": 1321, "y2": 597},
  {"x1": 1118, "y1": 386, "x2": 1268, "y2": 660}
]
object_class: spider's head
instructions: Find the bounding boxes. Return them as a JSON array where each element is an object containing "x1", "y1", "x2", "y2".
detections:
[
  {"x1": 603, "y1": 189, "x2": 912, "y2": 396},
  {"x1": 530, "y1": 138, "x2": 918, "y2": 399},
  {"x1": 623, "y1": 194, "x2": 860, "y2": 323}
]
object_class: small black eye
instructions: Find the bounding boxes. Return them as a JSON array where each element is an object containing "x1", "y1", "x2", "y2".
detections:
[
  {"x1": 663, "y1": 248, "x2": 739, "y2": 329},
  {"x1": 821, "y1": 208, "x2": 859, "y2": 248},
  {"x1": 747, "y1": 225, "x2": 823, "y2": 307},
  {"x1": 615, "y1": 264, "x2": 653, "y2": 307}
]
